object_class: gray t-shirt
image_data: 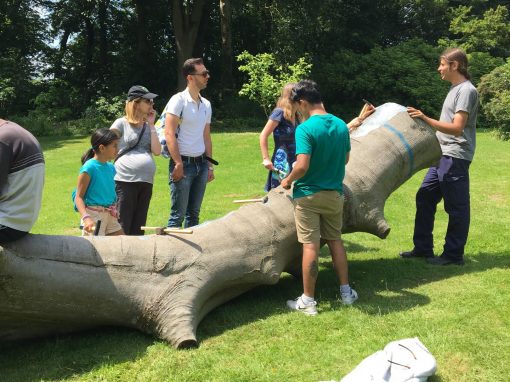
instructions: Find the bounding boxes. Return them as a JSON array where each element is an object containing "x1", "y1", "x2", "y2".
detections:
[
  {"x1": 110, "y1": 117, "x2": 156, "y2": 183},
  {"x1": 0, "y1": 120, "x2": 45, "y2": 231},
  {"x1": 436, "y1": 80, "x2": 479, "y2": 161}
]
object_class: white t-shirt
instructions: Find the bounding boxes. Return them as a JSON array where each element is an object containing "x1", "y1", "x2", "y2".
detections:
[{"x1": 163, "y1": 88, "x2": 212, "y2": 157}]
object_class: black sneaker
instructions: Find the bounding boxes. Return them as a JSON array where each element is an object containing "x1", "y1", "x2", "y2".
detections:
[
  {"x1": 426, "y1": 256, "x2": 464, "y2": 266},
  {"x1": 399, "y1": 249, "x2": 434, "y2": 259}
]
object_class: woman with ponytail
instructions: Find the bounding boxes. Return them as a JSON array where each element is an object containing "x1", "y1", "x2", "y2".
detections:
[
  {"x1": 74, "y1": 128, "x2": 124, "y2": 236},
  {"x1": 259, "y1": 83, "x2": 300, "y2": 191}
]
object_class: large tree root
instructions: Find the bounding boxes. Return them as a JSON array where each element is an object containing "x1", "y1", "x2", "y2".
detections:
[{"x1": 0, "y1": 104, "x2": 441, "y2": 348}]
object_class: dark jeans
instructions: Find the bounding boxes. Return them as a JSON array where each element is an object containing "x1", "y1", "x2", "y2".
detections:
[
  {"x1": 413, "y1": 155, "x2": 471, "y2": 260},
  {"x1": 0, "y1": 224, "x2": 28, "y2": 244},
  {"x1": 167, "y1": 159, "x2": 208, "y2": 228},
  {"x1": 115, "y1": 181, "x2": 153, "y2": 235}
]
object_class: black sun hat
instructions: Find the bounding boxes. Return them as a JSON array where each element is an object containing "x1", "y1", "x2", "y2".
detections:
[{"x1": 127, "y1": 85, "x2": 158, "y2": 101}]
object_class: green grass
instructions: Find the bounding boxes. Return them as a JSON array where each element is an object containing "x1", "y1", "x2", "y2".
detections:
[{"x1": 1, "y1": 130, "x2": 509, "y2": 381}]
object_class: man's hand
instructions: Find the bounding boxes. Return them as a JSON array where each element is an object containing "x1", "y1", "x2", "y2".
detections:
[
  {"x1": 407, "y1": 106, "x2": 424, "y2": 119},
  {"x1": 172, "y1": 162, "x2": 184, "y2": 182},
  {"x1": 207, "y1": 167, "x2": 215, "y2": 182},
  {"x1": 281, "y1": 177, "x2": 291, "y2": 190}
]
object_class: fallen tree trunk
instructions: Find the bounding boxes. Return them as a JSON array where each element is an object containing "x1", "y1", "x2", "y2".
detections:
[{"x1": 0, "y1": 104, "x2": 441, "y2": 348}]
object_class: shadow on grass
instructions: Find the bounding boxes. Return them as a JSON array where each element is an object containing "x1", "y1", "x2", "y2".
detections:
[
  {"x1": 38, "y1": 135, "x2": 87, "y2": 152},
  {"x1": 0, "y1": 327, "x2": 153, "y2": 382},
  {"x1": 0, "y1": 251, "x2": 505, "y2": 381},
  {"x1": 320, "y1": 251, "x2": 509, "y2": 315},
  {"x1": 198, "y1": 251, "x2": 509, "y2": 342}
]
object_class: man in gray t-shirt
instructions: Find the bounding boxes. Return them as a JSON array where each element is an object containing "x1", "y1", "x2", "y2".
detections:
[{"x1": 400, "y1": 48, "x2": 479, "y2": 266}]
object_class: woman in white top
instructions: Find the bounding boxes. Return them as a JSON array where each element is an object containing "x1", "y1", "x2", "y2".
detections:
[{"x1": 110, "y1": 85, "x2": 161, "y2": 235}]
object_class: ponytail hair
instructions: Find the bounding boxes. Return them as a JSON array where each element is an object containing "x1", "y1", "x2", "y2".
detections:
[
  {"x1": 441, "y1": 47, "x2": 470, "y2": 80},
  {"x1": 81, "y1": 128, "x2": 119, "y2": 164},
  {"x1": 277, "y1": 82, "x2": 298, "y2": 124}
]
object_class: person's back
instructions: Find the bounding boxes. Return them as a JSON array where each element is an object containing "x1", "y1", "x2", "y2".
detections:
[
  {"x1": 0, "y1": 120, "x2": 45, "y2": 243},
  {"x1": 294, "y1": 113, "x2": 349, "y2": 198},
  {"x1": 281, "y1": 80, "x2": 357, "y2": 316}
]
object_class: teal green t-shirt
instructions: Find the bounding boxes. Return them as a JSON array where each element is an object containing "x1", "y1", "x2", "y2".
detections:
[
  {"x1": 79, "y1": 158, "x2": 117, "y2": 207},
  {"x1": 293, "y1": 114, "x2": 350, "y2": 199}
]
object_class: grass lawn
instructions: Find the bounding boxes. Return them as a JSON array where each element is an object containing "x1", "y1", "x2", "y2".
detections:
[{"x1": 0, "y1": 130, "x2": 508, "y2": 382}]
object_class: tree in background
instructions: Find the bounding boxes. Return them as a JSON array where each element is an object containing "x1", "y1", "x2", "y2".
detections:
[
  {"x1": 478, "y1": 59, "x2": 510, "y2": 140},
  {"x1": 439, "y1": 4, "x2": 510, "y2": 84},
  {"x1": 0, "y1": 0, "x2": 47, "y2": 116},
  {"x1": 219, "y1": 0, "x2": 233, "y2": 95},
  {"x1": 237, "y1": 52, "x2": 312, "y2": 116},
  {"x1": 315, "y1": 39, "x2": 445, "y2": 118},
  {"x1": 171, "y1": 0, "x2": 211, "y2": 90},
  {"x1": 2, "y1": 0, "x2": 510, "y2": 141}
]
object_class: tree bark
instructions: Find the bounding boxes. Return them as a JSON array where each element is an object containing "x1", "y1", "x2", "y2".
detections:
[
  {"x1": 0, "y1": 104, "x2": 441, "y2": 348},
  {"x1": 134, "y1": 0, "x2": 150, "y2": 71},
  {"x1": 98, "y1": 0, "x2": 110, "y2": 80},
  {"x1": 171, "y1": 0, "x2": 207, "y2": 90},
  {"x1": 54, "y1": 28, "x2": 71, "y2": 78},
  {"x1": 219, "y1": 0, "x2": 234, "y2": 94}
]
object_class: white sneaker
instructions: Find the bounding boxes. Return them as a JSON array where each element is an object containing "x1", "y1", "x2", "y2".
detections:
[
  {"x1": 341, "y1": 288, "x2": 358, "y2": 305},
  {"x1": 286, "y1": 296, "x2": 318, "y2": 316}
]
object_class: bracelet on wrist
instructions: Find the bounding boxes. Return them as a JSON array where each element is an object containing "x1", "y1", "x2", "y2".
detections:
[{"x1": 82, "y1": 214, "x2": 92, "y2": 220}]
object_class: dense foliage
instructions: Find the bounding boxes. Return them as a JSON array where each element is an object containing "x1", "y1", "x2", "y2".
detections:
[
  {"x1": 237, "y1": 52, "x2": 312, "y2": 116},
  {"x1": 478, "y1": 59, "x2": 510, "y2": 139},
  {"x1": 0, "y1": 0, "x2": 509, "y2": 138}
]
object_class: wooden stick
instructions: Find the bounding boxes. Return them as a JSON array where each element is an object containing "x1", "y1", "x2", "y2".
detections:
[
  {"x1": 141, "y1": 226, "x2": 164, "y2": 230},
  {"x1": 163, "y1": 228, "x2": 193, "y2": 234},
  {"x1": 141, "y1": 226, "x2": 194, "y2": 234},
  {"x1": 233, "y1": 196, "x2": 268, "y2": 204},
  {"x1": 358, "y1": 103, "x2": 369, "y2": 118}
]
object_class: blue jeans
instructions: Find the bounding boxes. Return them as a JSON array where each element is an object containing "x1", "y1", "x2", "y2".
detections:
[
  {"x1": 167, "y1": 160, "x2": 209, "y2": 228},
  {"x1": 413, "y1": 155, "x2": 471, "y2": 260}
]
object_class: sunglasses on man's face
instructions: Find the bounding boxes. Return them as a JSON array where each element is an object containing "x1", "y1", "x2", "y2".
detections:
[{"x1": 190, "y1": 70, "x2": 210, "y2": 78}]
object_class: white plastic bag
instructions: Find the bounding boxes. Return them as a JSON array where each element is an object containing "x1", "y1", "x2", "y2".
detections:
[{"x1": 340, "y1": 337, "x2": 436, "y2": 382}]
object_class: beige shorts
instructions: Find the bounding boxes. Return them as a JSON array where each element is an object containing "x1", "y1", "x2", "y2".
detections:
[
  {"x1": 81, "y1": 206, "x2": 122, "y2": 236},
  {"x1": 295, "y1": 190, "x2": 344, "y2": 243}
]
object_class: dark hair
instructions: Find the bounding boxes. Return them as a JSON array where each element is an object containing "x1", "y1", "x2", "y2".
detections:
[
  {"x1": 441, "y1": 48, "x2": 470, "y2": 80},
  {"x1": 183, "y1": 58, "x2": 204, "y2": 78},
  {"x1": 81, "y1": 128, "x2": 119, "y2": 164},
  {"x1": 291, "y1": 80, "x2": 322, "y2": 104}
]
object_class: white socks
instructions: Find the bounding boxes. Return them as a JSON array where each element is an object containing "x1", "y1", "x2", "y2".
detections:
[{"x1": 301, "y1": 294, "x2": 315, "y2": 304}]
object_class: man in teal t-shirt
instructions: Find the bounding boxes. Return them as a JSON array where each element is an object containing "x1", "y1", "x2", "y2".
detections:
[{"x1": 281, "y1": 80, "x2": 358, "y2": 316}]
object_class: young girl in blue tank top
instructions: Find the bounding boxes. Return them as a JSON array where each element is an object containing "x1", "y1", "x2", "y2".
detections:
[{"x1": 74, "y1": 128, "x2": 124, "y2": 236}]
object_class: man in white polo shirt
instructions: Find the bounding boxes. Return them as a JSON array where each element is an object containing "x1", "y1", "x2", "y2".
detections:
[{"x1": 163, "y1": 58, "x2": 214, "y2": 228}]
